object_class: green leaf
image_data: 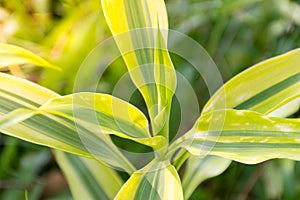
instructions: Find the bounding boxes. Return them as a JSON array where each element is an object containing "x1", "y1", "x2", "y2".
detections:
[
  {"x1": 179, "y1": 49, "x2": 300, "y2": 197},
  {"x1": 114, "y1": 160, "x2": 183, "y2": 200},
  {"x1": 40, "y1": 93, "x2": 167, "y2": 149},
  {"x1": 0, "y1": 73, "x2": 135, "y2": 172},
  {"x1": 182, "y1": 155, "x2": 231, "y2": 199},
  {"x1": 0, "y1": 43, "x2": 59, "y2": 70},
  {"x1": 1, "y1": 92, "x2": 167, "y2": 150},
  {"x1": 0, "y1": 73, "x2": 88, "y2": 157},
  {"x1": 54, "y1": 151, "x2": 123, "y2": 200},
  {"x1": 203, "y1": 48, "x2": 300, "y2": 117},
  {"x1": 185, "y1": 109, "x2": 300, "y2": 164},
  {"x1": 102, "y1": 0, "x2": 176, "y2": 138}
]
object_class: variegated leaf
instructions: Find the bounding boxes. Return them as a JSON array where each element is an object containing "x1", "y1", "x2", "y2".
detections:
[
  {"x1": 102, "y1": 0, "x2": 176, "y2": 138},
  {"x1": 115, "y1": 160, "x2": 183, "y2": 200}
]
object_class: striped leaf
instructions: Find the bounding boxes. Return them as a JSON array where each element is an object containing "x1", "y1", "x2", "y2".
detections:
[
  {"x1": 40, "y1": 93, "x2": 166, "y2": 148},
  {"x1": 0, "y1": 73, "x2": 135, "y2": 172},
  {"x1": 185, "y1": 109, "x2": 300, "y2": 164},
  {"x1": 0, "y1": 43, "x2": 58, "y2": 69},
  {"x1": 182, "y1": 156, "x2": 231, "y2": 199},
  {"x1": 203, "y1": 48, "x2": 300, "y2": 117},
  {"x1": 102, "y1": 0, "x2": 176, "y2": 137},
  {"x1": 115, "y1": 161, "x2": 183, "y2": 200},
  {"x1": 180, "y1": 48, "x2": 300, "y2": 197},
  {"x1": 55, "y1": 151, "x2": 123, "y2": 200},
  {"x1": 1, "y1": 93, "x2": 167, "y2": 150}
]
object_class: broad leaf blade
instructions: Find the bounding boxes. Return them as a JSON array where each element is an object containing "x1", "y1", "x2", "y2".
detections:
[
  {"x1": 55, "y1": 151, "x2": 123, "y2": 200},
  {"x1": 41, "y1": 93, "x2": 167, "y2": 149},
  {"x1": 186, "y1": 109, "x2": 300, "y2": 164},
  {"x1": 4, "y1": 92, "x2": 167, "y2": 149},
  {"x1": 102, "y1": 0, "x2": 168, "y2": 34},
  {"x1": 0, "y1": 73, "x2": 135, "y2": 172},
  {"x1": 0, "y1": 43, "x2": 58, "y2": 69},
  {"x1": 203, "y1": 48, "x2": 300, "y2": 116},
  {"x1": 181, "y1": 49, "x2": 300, "y2": 197},
  {"x1": 102, "y1": 0, "x2": 176, "y2": 137},
  {"x1": 115, "y1": 161, "x2": 183, "y2": 200},
  {"x1": 0, "y1": 73, "x2": 82, "y2": 154},
  {"x1": 41, "y1": 93, "x2": 150, "y2": 137}
]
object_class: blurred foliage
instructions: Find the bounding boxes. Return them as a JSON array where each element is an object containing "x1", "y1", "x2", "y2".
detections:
[{"x1": 0, "y1": 0, "x2": 300, "y2": 199}]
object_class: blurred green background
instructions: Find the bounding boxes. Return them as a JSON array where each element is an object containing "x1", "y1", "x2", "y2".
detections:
[{"x1": 0, "y1": 0, "x2": 300, "y2": 199}]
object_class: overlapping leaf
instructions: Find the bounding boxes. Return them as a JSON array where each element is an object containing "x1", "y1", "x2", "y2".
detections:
[
  {"x1": 55, "y1": 151, "x2": 123, "y2": 200},
  {"x1": 115, "y1": 160, "x2": 183, "y2": 200},
  {"x1": 2, "y1": 92, "x2": 167, "y2": 149},
  {"x1": 180, "y1": 48, "x2": 300, "y2": 197},
  {"x1": 183, "y1": 49, "x2": 300, "y2": 164},
  {"x1": 0, "y1": 73, "x2": 136, "y2": 172},
  {"x1": 102, "y1": 0, "x2": 176, "y2": 137},
  {"x1": 42, "y1": 93, "x2": 167, "y2": 149}
]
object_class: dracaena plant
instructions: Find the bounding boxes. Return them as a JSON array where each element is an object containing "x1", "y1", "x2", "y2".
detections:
[{"x1": 0, "y1": 0, "x2": 300, "y2": 199}]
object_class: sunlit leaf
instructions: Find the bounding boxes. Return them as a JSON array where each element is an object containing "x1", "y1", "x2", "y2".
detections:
[
  {"x1": 41, "y1": 93, "x2": 167, "y2": 149},
  {"x1": 41, "y1": 93, "x2": 149, "y2": 136},
  {"x1": 115, "y1": 160, "x2": 183, "y2": 200},
  {"x1": 180, "y1": 45, "x2": 300, "y2": 198},
  {"x1": 185, "y1": 109, "x2": 300, "y2": 164},
  {"x1": 102, "y1": 0, "x2": 176, "y2": 138},
  {"x1": 203, "y1": 48, "x2": 300, "y2": 117},
  {"x1": 1, "y1": 92, "x2": 167, "y2": 150},
  {"x1": 0, "y1": 73, "x2": 135, "y2": 172}
]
